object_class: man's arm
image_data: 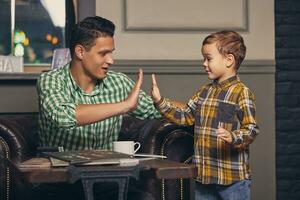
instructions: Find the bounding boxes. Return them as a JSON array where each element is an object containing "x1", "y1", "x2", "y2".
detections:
[
  {"x1": 75, "y1": 70, "x2": 143, "y2": 126},
  {"x1": 75, "y1": 69, "x2": 143, "y2": 126},
  {"x1": 38, "y1": 69, "x2": 144, "y2": 128}
]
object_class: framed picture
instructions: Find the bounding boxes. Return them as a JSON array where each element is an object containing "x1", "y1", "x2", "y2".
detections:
[{"x1": 51, "y1": 48, "x2": 71, "y2": 70}]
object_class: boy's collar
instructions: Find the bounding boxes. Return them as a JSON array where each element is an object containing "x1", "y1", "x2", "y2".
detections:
[{"x1": 213, "y1": 75, "x2": 240, "y2": 88}]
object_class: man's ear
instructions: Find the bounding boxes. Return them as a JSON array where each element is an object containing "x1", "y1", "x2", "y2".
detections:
[
  {"x1": 225, "y1": 54, "x2": 235, "y2": 68},
  {"x1": 74, "y1": 45, "x2": 85, "y2": 60}
]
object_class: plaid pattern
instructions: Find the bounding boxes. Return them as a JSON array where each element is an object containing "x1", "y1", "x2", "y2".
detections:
[
  {"x1": 155, "y1": 76, "x2": 259, "y2": 185},
  {"x1": 37, "y1": 64, "x2": 160, "y2": 151}
]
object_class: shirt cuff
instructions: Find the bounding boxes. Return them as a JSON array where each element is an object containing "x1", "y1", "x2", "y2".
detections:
[
  {"x1": 230, "y1": 131, "x2": 238, "y2": 145},
  {"x1": 154, "y1": 97, "x2": 166, "y2": 109}
]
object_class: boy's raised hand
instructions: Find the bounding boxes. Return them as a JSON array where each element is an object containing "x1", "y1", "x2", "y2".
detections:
[
  {"x1": 216, "y1": 123, "x2": 233, "y2": 144},
  {"x1": 125, "y1": 69, "x2": 143, "y2": 111},
  {"x1": 151, "y1": 74, "x2": 162, "y2": 103}
]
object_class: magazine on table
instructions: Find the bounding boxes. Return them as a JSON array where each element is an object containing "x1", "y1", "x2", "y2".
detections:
[{"x1": 43, "y1": 149, "x2": 132, "y2": 166}]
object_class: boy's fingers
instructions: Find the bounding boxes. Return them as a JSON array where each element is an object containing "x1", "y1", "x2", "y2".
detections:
[
  {"x1": 217, "y1": 133, "x2": 225, "y2": 137},
  {"x1": 152, "y1": 74, "x2": 157, "y2": 86},
  {"x1": 216, "y1": 128, "x2": 223, "y2": 134},
  {"x1": 218, "y1": 122, "x2": 223, "y2": 129}
]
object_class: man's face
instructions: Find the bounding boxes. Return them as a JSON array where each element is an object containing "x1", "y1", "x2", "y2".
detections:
[{"x1": 81, "y1": 36, "x2": 115, "y2": 80}]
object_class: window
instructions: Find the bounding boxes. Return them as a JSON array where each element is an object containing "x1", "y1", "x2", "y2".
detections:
[{"x1": 0, "y1": 0, "x2": 75, "y2": 65}]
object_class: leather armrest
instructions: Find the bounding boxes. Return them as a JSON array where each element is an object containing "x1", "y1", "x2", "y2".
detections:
[
  {"x1": 119, "y1": 115, "x2": 160, "y2": 153},
  {"x1": 120, "y1": 115, "x2": 194, "y2": 200},
  {"x1": 119, "y1": 115, "x2": 194, "y2": 158},
  {"x1": 0, "y1": 115, "x2": 38, "y2": 163}
]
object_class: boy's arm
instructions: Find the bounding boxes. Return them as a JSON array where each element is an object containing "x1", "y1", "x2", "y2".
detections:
[
  {"x1": 154, "y1": 95, "x2": 198, "y2": 126},
  {"x1": 230, "y1": 88, "x2": 260, "y2": 149},
  {"x1": 151, "y1": 74, "x2": 197, "y2": 125},
  {"x1": 151, "y1": 74, "x2": 199, "y2": 125}
]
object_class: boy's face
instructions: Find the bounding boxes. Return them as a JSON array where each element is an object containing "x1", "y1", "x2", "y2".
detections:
[
  {"x1": 77, "y1": 36, "x2": 115, "y2": 80},
  {"x1": 201, "y1": 42, "x2": 236, "y2": 83}
]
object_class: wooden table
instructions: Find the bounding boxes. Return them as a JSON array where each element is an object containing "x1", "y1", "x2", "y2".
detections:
[{"x1": 18, "y1": 158, "x2": 198, "y2": 200}]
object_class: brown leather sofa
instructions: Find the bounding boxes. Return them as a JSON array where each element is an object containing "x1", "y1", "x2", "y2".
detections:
[{"x1": 0, "y1": 113, "x2": 194, "y2": 200}]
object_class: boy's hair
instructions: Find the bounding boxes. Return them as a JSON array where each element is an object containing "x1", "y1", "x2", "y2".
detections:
[
  {"x1": 69, "y1": 16, "x2": 115, "y2": 58},
  {"x1": 202, "y1": 30, "x2": 246, "y2": 69}
]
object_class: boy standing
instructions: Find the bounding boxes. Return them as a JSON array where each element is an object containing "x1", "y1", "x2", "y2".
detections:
[{"x1": 151, "y1": 31, "x2": 259, "y2": 200}]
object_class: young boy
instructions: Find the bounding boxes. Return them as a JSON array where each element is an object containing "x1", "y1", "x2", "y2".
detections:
[{"x1": 151, "y1": 30, "x2": 259, "y2": 200}]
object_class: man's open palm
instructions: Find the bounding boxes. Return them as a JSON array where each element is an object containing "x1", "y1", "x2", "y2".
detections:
[{"x1": 125, "y1": 69, "x2": 143, "y2": 111}]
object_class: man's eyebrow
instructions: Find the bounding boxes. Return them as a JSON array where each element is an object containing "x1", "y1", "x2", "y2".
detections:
[{"x1": 99, "y1": 48, "x2": 115, "y2": 53}]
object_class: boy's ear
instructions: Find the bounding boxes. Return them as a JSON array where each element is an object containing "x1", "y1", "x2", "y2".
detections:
[
  {"x1": 74, "y1": 45, "x2": 85, "y2": 60},
  {"x1": 225, "y1": 54, "x2": 235, "y2": 68}
]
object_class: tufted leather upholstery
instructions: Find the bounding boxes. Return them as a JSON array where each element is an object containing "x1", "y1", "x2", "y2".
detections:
[
  {"x1": 119, "y1": 116, "x2": 194, "y2": 200},
  {"x1": 0, "y1": 114, "x2": 194, "y2": 200}
]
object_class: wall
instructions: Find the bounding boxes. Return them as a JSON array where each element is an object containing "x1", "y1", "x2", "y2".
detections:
[{"x1": 275, "y1": 0, "x2": 300, "y2": 199}]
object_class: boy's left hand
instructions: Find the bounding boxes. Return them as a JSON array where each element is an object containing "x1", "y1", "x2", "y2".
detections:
[
  {"x1": 151, "y1": 74, "x2": 162, "y2": 103},
  {"x1": 216, "y1": 124, "x2": 233, "y2": 144}
]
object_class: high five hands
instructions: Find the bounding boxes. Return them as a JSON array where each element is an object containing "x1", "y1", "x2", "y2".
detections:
[
  {"x1": 127, "y1": 70, "x2": 162, "y2": 112},
  {"x1": 130, "y1": 70, "x2": 233, "y2": 145}
]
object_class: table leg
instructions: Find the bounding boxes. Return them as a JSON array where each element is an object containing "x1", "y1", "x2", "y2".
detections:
[
  {"x1": 81, "y1": 177, "x2": 130, "y2": 200},
  {"x1": 82, "y1": 180, "x2": 94, "y2": 200}
]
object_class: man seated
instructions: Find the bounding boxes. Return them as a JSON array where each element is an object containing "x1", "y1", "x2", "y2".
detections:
[{"x1": 35, "y1": 16, "x2": 161, "y2": 200}]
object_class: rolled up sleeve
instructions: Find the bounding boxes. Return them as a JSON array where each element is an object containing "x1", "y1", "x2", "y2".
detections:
[
  {"x1": 231, "y1": 88, "x2": 260, "y2": 148},
  {"x1": 37, "y1": 73, "x2": 77, "y2": 129}
]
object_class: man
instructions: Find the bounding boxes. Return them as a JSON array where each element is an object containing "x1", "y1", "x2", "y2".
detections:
[
  {"x1": 37, "y1": 16, "x2": 160, "y2": 151},
  {"x1": 36, "y1": 16, "x2": 160, "y2": 200}
]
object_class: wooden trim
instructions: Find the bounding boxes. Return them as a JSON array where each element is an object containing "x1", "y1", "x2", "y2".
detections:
[
  {"x1": 123, "y1": 0, "x2": 249, "y2": 32},
  {"x1": 0, "y1": 59, "x2": 275, "y2": 81}
]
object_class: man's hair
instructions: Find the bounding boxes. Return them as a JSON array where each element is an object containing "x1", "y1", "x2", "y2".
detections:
[
  {"x1": 202, "y1": 30, "x2": 246, "y2": 69},
  {"x1": 69, "y1": 16, "x2": 115, "y2": 57}
]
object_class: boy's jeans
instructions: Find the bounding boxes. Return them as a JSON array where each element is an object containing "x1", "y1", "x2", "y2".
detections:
[{"x1": 195, "y1": 180, "x2": 251, "y2": 200}]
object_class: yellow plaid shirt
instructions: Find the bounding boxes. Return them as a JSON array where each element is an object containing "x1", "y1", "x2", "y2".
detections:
[{"x1": 155, "y1": 76, "x2": 259, "y2": 185}]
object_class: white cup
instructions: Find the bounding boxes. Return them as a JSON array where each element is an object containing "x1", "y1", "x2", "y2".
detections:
[{"x1": 113, "y1": 141, "x2": 141, "y2": 155}]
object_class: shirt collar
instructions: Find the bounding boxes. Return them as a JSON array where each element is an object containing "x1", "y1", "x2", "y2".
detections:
[
  {"x1": 65, "y1": 64, "x2": 106, "y2": 96},
  {"x1": 212, "y1": 75, "x2": 240, "y2": 88}
]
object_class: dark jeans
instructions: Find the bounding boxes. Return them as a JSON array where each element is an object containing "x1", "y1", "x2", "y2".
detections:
[
  {"x1": 195, "y1": 180, "x2": 251, "y2": 200},
  {"x1": 31, "y1": 179, "x2": 154, "y2": 200}
]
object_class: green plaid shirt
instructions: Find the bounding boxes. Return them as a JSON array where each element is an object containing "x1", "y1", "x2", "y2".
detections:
[
  {"x1": 37, "y1": 64, "x2": 161, "y2": 151},
  {"x1": 155, "y1": 76, "x2": 259, "y2": 185}
]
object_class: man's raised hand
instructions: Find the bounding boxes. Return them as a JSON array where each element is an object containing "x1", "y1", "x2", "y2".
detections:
[{"x1": 124, "y1": 69, "x2": 143, "y2": 112}]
